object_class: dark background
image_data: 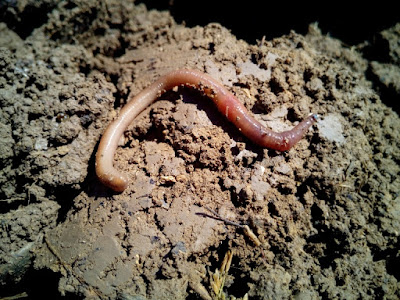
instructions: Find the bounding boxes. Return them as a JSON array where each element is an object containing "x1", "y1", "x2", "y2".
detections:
[
  {"x1": 1, "y1": 0, "x2": 399, "y2": 45},
  {"x1": 139, "y1": 0, "x2": 400, "y2": 45}
]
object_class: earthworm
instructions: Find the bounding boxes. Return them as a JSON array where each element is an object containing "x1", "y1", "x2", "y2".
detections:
[{"x1": 95, "y1": 69, "x2": 317, "y2": 192}]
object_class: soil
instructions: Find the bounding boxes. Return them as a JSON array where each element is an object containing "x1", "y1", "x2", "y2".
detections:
[{"x1": 1, "y1": 1, "x2": 399, "y2": 299}]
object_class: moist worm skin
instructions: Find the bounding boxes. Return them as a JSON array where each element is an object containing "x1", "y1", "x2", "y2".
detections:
[{"x1": 95, "y1": 69, "x2": 317, "y2": 192}]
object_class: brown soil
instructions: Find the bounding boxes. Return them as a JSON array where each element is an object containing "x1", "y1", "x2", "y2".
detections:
[{"x1": 1, "y1": 1, "x2": 399, "y2": 299}]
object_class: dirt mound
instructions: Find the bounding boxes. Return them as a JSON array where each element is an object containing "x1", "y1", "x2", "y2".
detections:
[{"x1": 1, "y1": 1, "x2": 399, "y2": 299}]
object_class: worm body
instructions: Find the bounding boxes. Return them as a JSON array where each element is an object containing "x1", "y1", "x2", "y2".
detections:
[{"x1": 95, "y1": 69, "x2": 317, "y2": 192}]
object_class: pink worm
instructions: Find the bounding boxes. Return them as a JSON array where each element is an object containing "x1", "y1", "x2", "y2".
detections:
[{"x1": 96, "y1": 69, "x2": 317, "y2": 192}]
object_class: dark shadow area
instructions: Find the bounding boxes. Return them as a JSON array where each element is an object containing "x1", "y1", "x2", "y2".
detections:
[
  {"x1": 366, "y1": 65, "x2": 400, "y2": 116},
  {"x1": 304, "y1": 203, "x2": 350, "y2": 269},
  {"x1": 0, "y1": 1, "x2": 54, "y2": 39},
  {"x1": 369, "y1": 229, "x2": 400, "y2": 281},
  {"x1": 0, "y1": 267, "x2": 82, "y2": 300}
]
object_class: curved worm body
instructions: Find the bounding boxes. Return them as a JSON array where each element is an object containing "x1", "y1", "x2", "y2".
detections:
[{"x1": 96, "y1": 69, "x2": 317, "y2": 192}]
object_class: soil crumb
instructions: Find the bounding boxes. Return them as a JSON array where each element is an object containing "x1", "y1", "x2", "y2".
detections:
[{"x1": 1, "y1": 1, "x2": 399, "y2": 299}]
